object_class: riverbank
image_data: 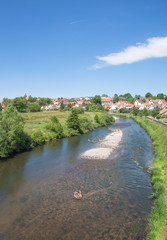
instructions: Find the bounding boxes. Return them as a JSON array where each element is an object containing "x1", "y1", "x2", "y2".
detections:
[
  {"x1": 0, "y1": 108, "x2": 115, "y2": 159},
  {"x1": 114, "y1": 114, "x2": 167, "y2": 240},
  {"x1": 81, "y1": 129, "x2": 123, "y2": 159}
]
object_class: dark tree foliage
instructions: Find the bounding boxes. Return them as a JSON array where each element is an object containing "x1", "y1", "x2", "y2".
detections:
[
  {"x1": 2, "y1": 98, "x2": 11, "y2": 108},
  {"x1": 85, "y1": 103, "x2": 104, "y2": 112},
  {"x1": 60, "y1": 101, "x2": 64, "y2": 110},
  {"x1": 145, "y1": 92, "x2": 153, "y2": 98},
  {"x1": 0, "y1": 105, "x2": 31, "y2": 158},
  {"x1": 152, "y1": 107, "x2": 160, "y2": 117},
  {"x1": 27, "y1": 102, "x2": 41, "y2": 112},
  {"x1": 0, "y1": 103, "x2": 2, "y2": 112},
  {"x1": 67, "y1": 109, "x2": 82, "y2": 135},
  {"x1": 157, "y1": 93, "x2": 165, "y2": 99},
  {"x1": 132, "y1": 107, "x2": 139, "y2": 116},
  {"x1": 113, "y1": 97, "x2": 119, "y2": 103},
  {"x1": 45, "y1": 116, "x2": 64, "y2": 139},
  {"x1": 12, "y1": 97, "x2": 27, "y2": 112},
  {"x1": 92, "y1": 95, "x2": 101, "y2": 105},
  {"x1": 38, "y1": 98, "x2": 52, "y2": 107}
]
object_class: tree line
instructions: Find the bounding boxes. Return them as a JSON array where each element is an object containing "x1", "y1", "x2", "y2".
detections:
[{"x1": 0, "y1": 106, "x2": 115, "y2": 158}]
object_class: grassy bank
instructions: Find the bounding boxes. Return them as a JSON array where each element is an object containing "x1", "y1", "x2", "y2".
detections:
[
  {"x1": 131, "y1": 117, "x2": 167, "y2": 240},
  {"x1": 23, "y1": 110, "x2": 115, "y2": 143},
  {"x1": 114, "y1": 114, "x2": 167, "y2": 240}
]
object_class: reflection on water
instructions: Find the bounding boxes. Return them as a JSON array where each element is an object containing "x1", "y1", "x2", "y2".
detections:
[{"x1": 0, "y1": 118, "x2": 153, "y2": 240}]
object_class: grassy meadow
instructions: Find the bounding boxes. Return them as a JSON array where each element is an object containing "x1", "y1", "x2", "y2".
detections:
[{"x1": 23, "y1": 110, "x2": 96, "y2": 136}]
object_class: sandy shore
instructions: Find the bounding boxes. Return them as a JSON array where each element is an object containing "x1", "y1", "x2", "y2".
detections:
[{"x1": 81, "y1": 129, "x2": 123, "y2": 160}]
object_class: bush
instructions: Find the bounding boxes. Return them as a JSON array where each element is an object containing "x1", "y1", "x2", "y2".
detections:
[
  {"x1": 45, "y1": 116, "x2": 64, "y2": 139},
  {"x1": 66, "y1": 109, "x2": 82, "y2": 135},
  {"x1": 31, "y1": 130, "x2": 45, "y2": 146},
  {"x1": 79, "y1": 116, "x2": 94, "y2": 133},
  {"x1": 0, "y1": 105, "x2": 31, "y2": 158}
]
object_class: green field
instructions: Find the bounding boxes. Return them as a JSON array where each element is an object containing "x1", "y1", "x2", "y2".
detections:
[{"x1": 23, "y1": 111, "x2": 95, "y2": 135}]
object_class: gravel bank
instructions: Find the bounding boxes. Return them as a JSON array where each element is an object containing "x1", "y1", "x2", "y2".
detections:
[{"x1": 81, "y1": 129, "x2": 123, "y2": 160}]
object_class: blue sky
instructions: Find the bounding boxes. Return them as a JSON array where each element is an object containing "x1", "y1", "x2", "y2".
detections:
[{"x1": 0, "y1": 0, "x2": 167, "y2": 100}]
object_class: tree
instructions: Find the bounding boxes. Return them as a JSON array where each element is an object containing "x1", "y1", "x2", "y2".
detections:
[
  {"x1": 27, "y1": 95, "x2": 37, "y2": 103},
  {"x1": 60, "y1": 101, "x2": 64, "y2": 110},
  {"x1": 92, "y1": 95, "x2": 101, "y2": 105},
  {"x1": 114, "y1": 94, "x2": 118, "y2": 97},
  {"x1": 0, "y1": 105, "x2": 31, "y2": 158},
  {"x1": 113, "y1": 97, "x2": 119, "y2": 103},
  {"x1": 27, "y1": 102, "x2": 41, "y2": 112},
  {"x1": 2, "y1": 98, "x2": 11, "y2": 108},
  {"x1": 132, "y1": 107, "x2": 139, "y2": 116},
  {"x1": 45, "y1": 116, "x2": 64, "y2": 139},
  {"x1": 102, "y1": 94, "x2": 108, "y2": 97},
  {"x1": 0, "y1": 103, "x2": 2, "y2": 112},
  {"x1": 123, "y1": 93, "x2": 133, "y2": 99},
  {"x1": 145, "y1": 92, "x2": 153, "y2": 98},
  {"x1": 135, "y1": 95, "x2": 141, "y2": 99},
  {"x1": 67, "y1": 109, "x2": 82, "y2": 135},
  {"x1": 157, "y1": 93, "x2": 164, "y2": 99},
  {"x1": 12, "y1": 97, "x2": 27, "y2": 112},
  {"x1": 152, "y1": 107, "x2": 160, "y2": 118}
]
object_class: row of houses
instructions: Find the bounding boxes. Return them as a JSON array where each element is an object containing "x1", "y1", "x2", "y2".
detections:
[{"x1": 102, "y1": 97, "x2": 167, "y2": 115}]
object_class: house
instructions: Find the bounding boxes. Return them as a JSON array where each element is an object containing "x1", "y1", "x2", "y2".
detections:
[
  {"x1": 101, "y1": 97, "x2": 112, "y2": 106},
  {"x1": 75, "y1": 101, "x2": 83, "y2": 107},
  {"x1": 134, "y1": 99, "x2": 143, "y2": 106},
  {"x1": 159, "y1": 109, "x2": 167, "y2": 115}
]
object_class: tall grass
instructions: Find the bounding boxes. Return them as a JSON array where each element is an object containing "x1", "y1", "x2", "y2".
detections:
[{"x1": 130, "y1": 116, "x2": 167, "y2": 240}]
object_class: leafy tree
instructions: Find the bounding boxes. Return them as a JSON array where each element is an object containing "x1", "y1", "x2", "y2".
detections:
[
  {"x1": 132, "y1": 107, "x2": 139, "y2": 116},
  {"x1": 135, "y1": 95, "x2": 141, "y2": 99},
  {"x1": 60, "y1": 101, "x2": 64, "y2": 110},
  {"x1": 123, "y1": 93, "x2": 133, "y2": 99},
  {"x1": 79, "y1": 116, "x2": 94, "y2": 133},
  {"x1": 102, "y1": 94, "x2": 108, "y2": 97},
  {"x1": 2, "y1": 98, "x2": 11, "y2": 108},
  {"x1": 119, "y1": 108, "x2": 129, "y2": 113},
  {"x1": 27, "y1": 102, "x2": 41, "y2": 112},
  {"x1": 12, "y1": 97, "x2": 27, "y2": 112},
  {"x1": 45, "y1": 116, "x2": 64, "y2": 139},
  {"x1": 85, "y1": 103, "x2": 104, "y2": 112},
  {"x1": 27, "y1": 95, "x2": 37, "y2": 102},
  {"x1": 31, "y1": 130, "x2": 45, "y2": 146},
  {"x1": 114, "y1": 93, "x2": 118, "y2": 97},
  {"x1": 92, "y1": 95, "x2": 101, "y2": 105},
  {"x1": 38, "y1": 98, "x2": 52, "y2": 107},
  {"x1": 0, "y1": 105, "x2": 31, "y2": 158},
  {"x1": 94, "y1": 114, "x2": 100, "y2": 124},
  {"x1": 0, "y1": 103, "x2": 2, "y2": 112},
  {"x1": 157, "y1": 93, "x2": 164, "y2": 99},
  {"x1": 152, "y1": 107, "x2": 160, "y2": 117},
  {"x1": 145, "y1": 92, "x2": 153, "y2": 98},
  {"x1": 113, "y1": 97, "x2": 119, "y2": 103},
  {"x1": 67, "y1": 109, "x2": 82, "y2": 135}
]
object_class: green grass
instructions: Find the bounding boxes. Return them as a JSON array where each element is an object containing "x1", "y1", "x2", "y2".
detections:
[
  {"x1": 129, "y1": 116, "x2": 167, "y2": 240},
  {"x1": 23, "y1": 111, "x2": 95, "y2": 134}
]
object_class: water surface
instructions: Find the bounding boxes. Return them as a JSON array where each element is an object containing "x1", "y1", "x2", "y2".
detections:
[{"x1": 0, "y1": 117, "x2": 153, "y2": 240}]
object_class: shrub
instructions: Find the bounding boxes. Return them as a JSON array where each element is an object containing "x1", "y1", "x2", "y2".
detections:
[
  {"x1": 79, "y1": 116, "x2": 94, "y2": 133},
  {"x1": 66, "y1": 109, "x2": 82, "y2": 135},
  {"x1": 45, "y1": 116, "x2": 64, "y2": 139},
  {"x1": 0, "y1": 105, "x2": 31, "y2": 158},
  {"x1": 31, "y1": 130, "x2": 45, "y2": 146}
]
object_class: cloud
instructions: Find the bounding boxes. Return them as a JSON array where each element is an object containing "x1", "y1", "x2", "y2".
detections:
[
  {"x1": 69, "y1": 20, "x2": 83, "y2": 25},
  {"x1": 92, "y1": 36, "x2": 167, "y2": 69}
]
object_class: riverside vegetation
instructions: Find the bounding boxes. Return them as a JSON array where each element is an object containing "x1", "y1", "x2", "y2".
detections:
[
  {"x1": 114, "y1": 113, "x2": 167, "y2": 240},
  {"x1": 0, "y1": 105, "x2": 115, "y2": 158}
]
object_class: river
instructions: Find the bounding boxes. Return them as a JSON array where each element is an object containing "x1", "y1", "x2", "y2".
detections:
[{"x1": 0, "y1": 117, "x2": 153, "y2": 240}]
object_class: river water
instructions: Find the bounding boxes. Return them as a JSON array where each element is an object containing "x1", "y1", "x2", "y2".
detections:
[{"x1": 0, "y1": 117, "x2": 153, "y2": 240}]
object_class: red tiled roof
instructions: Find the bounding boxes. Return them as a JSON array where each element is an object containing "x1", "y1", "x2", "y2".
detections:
[{"x1": 160, "y1": 109, "x2": 167, "y2": 115}]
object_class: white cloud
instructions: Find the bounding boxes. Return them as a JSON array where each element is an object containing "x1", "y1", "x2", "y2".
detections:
[{"x1": 92, "y1": 36, "x2": 167, "y2": 69}]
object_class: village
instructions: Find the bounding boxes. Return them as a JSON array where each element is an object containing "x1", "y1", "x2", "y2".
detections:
[{"x1": 40, "y1": 95, "x2": 167, "y2": 116}]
